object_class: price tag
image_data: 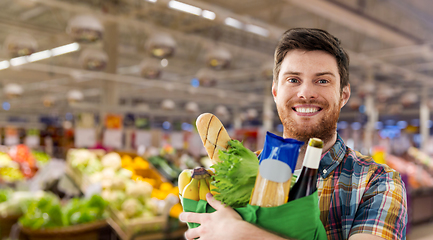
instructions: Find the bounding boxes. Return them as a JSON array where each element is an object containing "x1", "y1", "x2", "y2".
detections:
[
  {"x1": 135, "y1": 130, "x2": 151, "y2": 147},
  {"x1": 75, "y1": 128, "x2": 96, "y2": 148},
  {"x1": 103, "y1": 129, "x2": 123, "y2": 149},
  {"x1": 171, "y1": 132, "x2": 184, "y2": 149},
  {"x1": 25, "y1": 136, "x2": 40, "y2": 148},
  {"x1": 85, "y1": 183, "x2": 102, "y2": 199},
  {"x1": 188, "y1": 133, "x2": 205, "y2": 157},
  {"x1": 5, "y1": 136, "x2": 19, "y2": 146}
]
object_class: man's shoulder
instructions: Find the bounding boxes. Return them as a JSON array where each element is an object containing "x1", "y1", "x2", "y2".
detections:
[{"x1": 342, "y1": 147, "x2": 399, "y2": 177}]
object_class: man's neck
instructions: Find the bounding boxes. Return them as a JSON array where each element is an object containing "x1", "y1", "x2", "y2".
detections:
[{"x1": 293, "y1": 132, "x2": 338, "y2": 170}]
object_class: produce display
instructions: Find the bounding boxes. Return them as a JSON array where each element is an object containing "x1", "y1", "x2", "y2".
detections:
[
  {"x1": 0, "y1": 189, "x2": 47, "y2": 217},
  {"x1": 0, "y1": 152, "x2": 25, "y2": 182},
  {"x1": 407, "y1": 147, "x2": 433, "y2": 171},
  {"x1": 0, "y1": 145, "x2": 51, "y2": 183},
  {"x1": 32, "y1": 150, "x2": 51, "y2": 166},
  {"x1": 148, "y1": 155, "x2": 182, "y2": 184},
  {"x1": 9, "y1": 144, "x2": 38, "y2": 179},
  {"x1": 386, "y1": 154, "x2": 433, "y2": 189},
  {"x1": 67, "y1": 149, "x2": 180, "y2": 223},
  {"x1": 20, "y1": 193, "x2": 107, "y2": 229}
]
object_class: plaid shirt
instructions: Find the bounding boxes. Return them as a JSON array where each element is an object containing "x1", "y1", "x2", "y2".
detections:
[{"x1": 317, "y1": 134, "x2": 407, "y2": 240}]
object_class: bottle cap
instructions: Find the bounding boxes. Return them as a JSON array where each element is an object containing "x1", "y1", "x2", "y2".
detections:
[{"x1": 308, "y1": 138, "x2": 323, "y2": 148}]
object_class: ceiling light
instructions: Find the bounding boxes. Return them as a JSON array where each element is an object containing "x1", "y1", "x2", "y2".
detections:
[
  {"x1": 51, "y1": 42, "x2": 80, "y2": 56},
  {"x1": 168, "y1": 0, "x2": 202, "y2": 16},
  {"x1": 0, "y1": 61, "x2": 10, "y2": 70},
  {"x1": 224, "y1": 17, "x2": 243, "y2": 29},
  {"x1": 80, "y1": 48, "x2": 108, "y2": 71},
  {"x1": 202, "y1": 10, "x2": 215, "y2": 20},
  {"x1": 145, "y1": 0, "x2": 157, "y2": 2},
  {"x1": 68, "y1": 89, "x2": 84, "y2": 103},
  {"x1": 4, "y1": 83, "x2": 23, "y2": 98},
  {"x1": 27, "y1": 50, "x2": 52, "y2": 62},
  {"x1": 67, "y1": 15, "x2": 104, "y2": 43},
  {"x1": 185, "y1": 102, "x2": 199, "y2": 113},
  {"x1": 140, "y1": 59, "x2": 162, "y2": 79},
  {"x1": 245, "y1": 24, "x2": 269, "y2": 37},
  {"x1": 4, "y1": 33, "x2": 38, "y2": 58},
  {"x1": 146, "y1": 33, "x2": 176, "y2": 58},
  {"x1": 10, "y1": 56, "x2": 27, "y2": 66},
  {"x1": 161, "y1": 99, "x2": 176, "y2": 110}
]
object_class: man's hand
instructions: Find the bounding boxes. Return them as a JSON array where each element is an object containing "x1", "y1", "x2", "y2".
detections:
[{"x1": 179, "y1": 193, "x2": 243, "y2": 240}]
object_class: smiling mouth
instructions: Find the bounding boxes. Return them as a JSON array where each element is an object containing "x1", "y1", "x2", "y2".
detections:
[{"x1": 292, "y1": 107, "x2": 322, "y2": 113}]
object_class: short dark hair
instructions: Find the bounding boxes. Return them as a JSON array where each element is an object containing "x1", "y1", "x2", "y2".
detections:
[{"x1": 273, "y1": 28, "x2": 349, "y2": 92}]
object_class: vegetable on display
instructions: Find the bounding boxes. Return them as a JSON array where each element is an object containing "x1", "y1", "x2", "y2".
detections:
[{"x1": 19, "y1": 194, "x2": 108, "y2": 229}]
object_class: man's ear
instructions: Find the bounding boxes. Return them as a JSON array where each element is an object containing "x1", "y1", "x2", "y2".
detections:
[
  {"x1": 340, "y1": 84, "x2": 351, "y2": 108},
  {"x1": 272, "y1": 81, "x2": 277, "y2": 102}
]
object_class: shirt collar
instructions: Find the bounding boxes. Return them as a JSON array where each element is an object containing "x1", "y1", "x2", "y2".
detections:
[{"x1": 318, "y1": 133, "x2": 347, "y2": 178}]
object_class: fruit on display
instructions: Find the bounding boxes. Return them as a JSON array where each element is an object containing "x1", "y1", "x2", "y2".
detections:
[
  {"x1": 0, "y1": 152, "x2": 24, "y2": 182},
  {"x1": 8, "y1": 145, "x2": 38, "y2": 179},
  {"x1": 68, "y1": 150, "x2": 178, "y2": 222},
  {"x1": 32, "y1": 151, "x2": 51, "y2": 166},
  {"x1": 179, "y1": 167, "x2": 213, "y2": 202}
]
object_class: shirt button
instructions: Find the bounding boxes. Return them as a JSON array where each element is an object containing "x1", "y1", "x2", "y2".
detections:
[{"x1": 323, "y1": 169, "x2": 327, "y2": 174}]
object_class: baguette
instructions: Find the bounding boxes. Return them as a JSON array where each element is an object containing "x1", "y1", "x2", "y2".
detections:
[{"x1": 196, "y1": 113, "x2": 231, "y2": 164}]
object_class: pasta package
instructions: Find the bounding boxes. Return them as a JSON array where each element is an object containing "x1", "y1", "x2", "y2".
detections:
[{"x1": 250, "y1": 132, "x2": 303, "y2": 207}]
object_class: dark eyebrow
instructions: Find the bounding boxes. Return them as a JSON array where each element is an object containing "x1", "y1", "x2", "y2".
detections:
[
  {"x1": 281, "y1": 71, "x2": 336, "y2": 77},
  {"x1": 281, "y1": 71, "x2": 301, "y2": 76},
  {"x1": 316, "y1": 72, "x2": 336, "y2": 77}
]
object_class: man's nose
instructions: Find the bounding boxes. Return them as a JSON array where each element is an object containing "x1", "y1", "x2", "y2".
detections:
[{"x1": 297, "y1": 83, "x2": 318, "y2": 99}]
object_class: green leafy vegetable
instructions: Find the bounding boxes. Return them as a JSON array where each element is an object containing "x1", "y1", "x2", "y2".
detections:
[
  {"x1": 20, "y1": 194, "x2": 107, "y2": 229},
  {"x1": 0, "y1": 188, "x2": 11, "y2": 203},
  {"x1": 211, "y1": 140, "x2": 259, "y2": 208},
  {"x1": 19, "y1": 193, "x2": 64, "y2": 229}
]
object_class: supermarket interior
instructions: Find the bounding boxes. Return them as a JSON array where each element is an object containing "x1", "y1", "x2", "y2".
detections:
[{"x1": 0, "y1": 0, "x2": 433, "y2": 239}]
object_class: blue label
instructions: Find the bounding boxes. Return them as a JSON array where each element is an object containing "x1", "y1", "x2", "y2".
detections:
[{"x1": 259, "y1": 132, "x2": 304, "y2": 173}]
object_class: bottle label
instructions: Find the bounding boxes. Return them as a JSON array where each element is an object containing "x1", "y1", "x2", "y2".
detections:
[
  {"x1": 259, "y1": 159, "x2": 292, "y2": 183},
  {"x1": 303, "y1": 146, "x2": 322, "y2": 169}
]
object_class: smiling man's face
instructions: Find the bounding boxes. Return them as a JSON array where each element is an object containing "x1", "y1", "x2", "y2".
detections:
[{"x1": 272, "y1": 49, "x2": 350, "y2": 143}]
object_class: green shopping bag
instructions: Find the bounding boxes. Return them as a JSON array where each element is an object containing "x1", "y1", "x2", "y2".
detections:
[{"x1": 181, "y1": 191, "x2": 327, "y2": 240}]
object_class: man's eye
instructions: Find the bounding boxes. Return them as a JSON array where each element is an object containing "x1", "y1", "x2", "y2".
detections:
[
  {"x1": 287, "y1": 78, "x2": 299, "y2": 83},
  {"x1": 318, "y1": 79, "x2": 329, "y2": 84}
]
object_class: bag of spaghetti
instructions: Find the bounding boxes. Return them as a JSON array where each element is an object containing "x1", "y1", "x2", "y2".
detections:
[{"x1": 179, "y1": 114, "x2": 327, "y2": 240}]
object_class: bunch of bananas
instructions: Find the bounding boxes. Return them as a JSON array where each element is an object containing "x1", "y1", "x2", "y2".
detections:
[{"x1": 178, "y1": 167, "x2": 218, "y2": 201}]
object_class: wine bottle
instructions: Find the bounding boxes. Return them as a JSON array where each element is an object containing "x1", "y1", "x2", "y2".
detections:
[{"x1": 288, "y1": 138, "x2": 323, "y2": 201}]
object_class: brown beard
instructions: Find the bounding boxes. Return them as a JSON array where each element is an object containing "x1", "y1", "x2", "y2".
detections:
[{"x1": 277, "y1": 98, "x2": 341, "y2": 145}]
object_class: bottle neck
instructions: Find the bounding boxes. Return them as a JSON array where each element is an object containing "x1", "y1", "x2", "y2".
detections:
[{"x1": 303, "y1": 145, "x2": 322, "y2": 169}]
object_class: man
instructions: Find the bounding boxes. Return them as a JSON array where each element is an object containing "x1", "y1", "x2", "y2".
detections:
[{"x1": 180, "y1": 28, "x2": 407, "y2": 240}]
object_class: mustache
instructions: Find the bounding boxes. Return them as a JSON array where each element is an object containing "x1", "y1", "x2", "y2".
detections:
[{"x1": 285, "y1": 99, "x2": 328, "y2": 108}]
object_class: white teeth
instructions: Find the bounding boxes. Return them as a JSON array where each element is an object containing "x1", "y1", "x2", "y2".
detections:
[{"x1": 295, "y1": 108, "x2": 319, "y2": 113}]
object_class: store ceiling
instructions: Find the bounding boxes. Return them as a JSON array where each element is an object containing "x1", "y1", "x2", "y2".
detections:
[{"x1": 0, "y1": 0, "x2": 433, "y2": 125}]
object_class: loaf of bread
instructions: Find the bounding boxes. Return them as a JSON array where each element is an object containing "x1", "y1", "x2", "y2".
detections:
[{"x1": 196, "y1": 113, "x2": 231, "y2": 164}]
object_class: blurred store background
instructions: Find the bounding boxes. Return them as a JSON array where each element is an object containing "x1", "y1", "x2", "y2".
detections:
[{"x1": 0, "y1": 0, "x2": 432, "y2": 239}]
